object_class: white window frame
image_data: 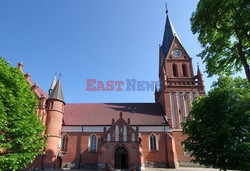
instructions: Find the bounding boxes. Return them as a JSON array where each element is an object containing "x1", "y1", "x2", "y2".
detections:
[{"x1": 148, "y1": 133, "x2": 159, "y2": 151}]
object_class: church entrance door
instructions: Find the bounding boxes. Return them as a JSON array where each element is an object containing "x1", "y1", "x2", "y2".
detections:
[
  {"x1": 56, "y1": 156, "x2": 62, "y2": 168},
  {"x1": 115, "y1": 147, "x2": 128, "y2": 169}
]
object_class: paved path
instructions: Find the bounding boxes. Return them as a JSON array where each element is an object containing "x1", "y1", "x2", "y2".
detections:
[
  {"x1": 68, "y1": 168, "x2": 238, "y2": 171},
  {"x1": 145, "y1": 167, "x2": 219, "y2": 171}
]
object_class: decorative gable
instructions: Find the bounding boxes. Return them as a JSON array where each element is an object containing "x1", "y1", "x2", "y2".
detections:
[
  {"x1": 166, "y1": 37, "x2": 191, "y2": 61},
  {"x1": 102, "y1": 112, "x2": 138, "y2": 143}
]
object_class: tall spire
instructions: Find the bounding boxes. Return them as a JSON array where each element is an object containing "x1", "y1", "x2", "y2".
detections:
[
  {"x1": 197, "y1": 63, "x2": 202, "y2": 75},
  {"x1": 160, "y1": 9, "x2": 181, "y2": 59},
  {"x1": 49, "y1": 78, "x2": 64, "y2": 103},
  {"x1": 197, "y1": 64, "x2": 204, "y2": 90},
  {"x1": 49, "y1": 74, "x2": 57, "y2": 96}
]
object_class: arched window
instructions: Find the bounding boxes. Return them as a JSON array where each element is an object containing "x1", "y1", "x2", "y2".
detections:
[
  {"x1": 149, "y1": 134, "x2": 158, "y2": 151},
  {"x1": 131, "y1": 133, "x2": 135, "y2": 142},
  {"x1": 61, "y1": 135, "x2": 68, "y2": 152},
  {"x1": 115, "y1": 125, "x2": 119, "y2": 142},
  {"x1": 107, "y1": 133, "x2": 111, "y2": 142},
  {"x1": 49, "y1": 101, "x2": 54, "y2": 109},
  {"x1": 172, "y1": 64, "x2": 178, "y2": 77},
  {"x1": 89, "y1": 135, "x2": 97, "y2": 152},
  {"x1": 123, "y1": 125, "x2": 127, "y2": 142},
  {"x1": 182, "y1": 64, "x2": 188, "y2": 77}
]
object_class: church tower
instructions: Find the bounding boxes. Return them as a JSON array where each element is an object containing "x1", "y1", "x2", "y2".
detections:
[
  {"x1": 43, "y1": 77, "x2": 65, "y2": 169},
  {"x1": 155, "y1": 10, "x2": 205, "y2": 129},
  {"x1": 155, "y1": 10, "x2": 205, "y2": 165}
]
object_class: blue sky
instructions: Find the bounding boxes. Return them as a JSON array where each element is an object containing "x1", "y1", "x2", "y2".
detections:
[{"x1": 0, "y1": 0, "x2": 226, "y2": 103}]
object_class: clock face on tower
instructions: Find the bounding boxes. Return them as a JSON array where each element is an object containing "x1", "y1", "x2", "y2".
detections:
[{"x1": 172, "y1": 49, "x2": 182, "y2": 58}]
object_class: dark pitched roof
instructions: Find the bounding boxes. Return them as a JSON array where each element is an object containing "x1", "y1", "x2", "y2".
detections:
[
  {"x1": 160, "y1": 14, "x2": 181, "y2": 59},
  {"x1": 49, "y1": 79, "x2": 64, "y2": 102},
  {"x1": 63, "y1": 103, "x2": 167, "y2": 126}
]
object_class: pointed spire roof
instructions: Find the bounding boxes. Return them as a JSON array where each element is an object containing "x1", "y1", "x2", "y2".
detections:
[
  {"x1": 49, "y1": 75, "x2": 57, "y2": 90},
  {"x1": 161, "y1": 12, "x2": 181, "y2": 59},
  {"x1": 197, "y1": 63, "x2": 202, "y2": 75},
  {"x1": 49, "y1": 79, "x2": 64, "y2": 103}
]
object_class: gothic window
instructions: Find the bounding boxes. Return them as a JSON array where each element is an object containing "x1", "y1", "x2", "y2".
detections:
[
  {"x1": 183, "y1": 91, "x2": 189, "y2": 117},
  {"x1": 123, "y1": 125, "x2": 127, "y2": 142},
  {"x1": 170, "y1": 91, "x2": 177, "y2": 128},
  {"x1": 172, "y1": 64, "x2": 178, "y2": 77},
  {"x1": 189, "y1": 91, "x2": 194, "y2": 103},
  {"x1": 182, "y1": 64, "x2": 188, "y2": 77},
  {"x1": 50, "y1": 101, "x2": 54, "y2": 109},
  {"x1": 107, "y1": 133, "x2": 111, "y2": 142},
  {"x1": 176, "y1": 91, "x2": 183, "y2": 125},
  {"x1": 115, "y1": 125, "x2": 119, "y2": 142},
  {"x1": 89, "y1": 135, "x2": 97, "y2": 152},
  {"x1": 61, "y1": 134, "x2": 68, "y2": 152},
  {"x1": 149, "y1": 134, "x2": 158, "y2": 151},
  {"x1": 196, "y1": 91, "x2": 200, "y2": 97},
  {"x1": 131, "y1": 133, "x2": 135, "y2": 142}
]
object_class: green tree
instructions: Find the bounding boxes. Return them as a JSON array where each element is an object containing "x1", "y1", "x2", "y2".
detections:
[
  {"x1": 191, "y1": 0, "x2": 250, "y2": 82},
  {"x1": 0, "y1": 57, "x2": 46, "y2": 170},
  {"x1": 182, "y1": 76, "x2": 250, "y2": 170}
]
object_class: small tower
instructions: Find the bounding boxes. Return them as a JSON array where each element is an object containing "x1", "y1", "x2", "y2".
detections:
[
  {"x1": 196, "y1": 64, "x2": 205, "y2": 91},
  {"x1": 43, "y1": 78, "x2": 65, "y2": 169}
]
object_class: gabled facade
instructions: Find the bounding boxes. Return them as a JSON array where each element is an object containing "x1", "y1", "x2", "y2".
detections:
[{"x1": 18, "y1": 9, "x2": 205, "y2": 170}]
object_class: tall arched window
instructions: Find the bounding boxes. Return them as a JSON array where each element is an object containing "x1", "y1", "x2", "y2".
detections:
[
  {"x1": 149, "y1": 134, "x2": 158, "y2": 151},
  {"x1": 182, "y1": 64, "x2": 188, "y2": 77},
  {"x1": 89, "y1": 135, "x2": 97, "y2": 152},
  {"x1": 61, "y1": 135, "x2": 68, "y2": 152},
  {"x1": 172, "y1": 64, "x2": 178, "y2": 77},
  {"x1": 131, "y1": 133, "x2": 135, "y2": 142},
  {"x1": 123, "y1": 125, "x2": 127, "y2": 142}
]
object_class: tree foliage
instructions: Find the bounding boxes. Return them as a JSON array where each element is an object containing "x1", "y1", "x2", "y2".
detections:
[
  {"x1": 191, "y1": 0, "x2": 250, "y2": 82},
  {"x1": 0, "y1": 57, "x2": 46, "y2": 170},
  {"x1": 182, "y1": 76, "x2": 250, "y2": 170}
]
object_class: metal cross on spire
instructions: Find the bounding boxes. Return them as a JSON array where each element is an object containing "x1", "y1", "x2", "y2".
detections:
[{"x1": 165, "y1": 1, "x2": 168, "y2": 14}]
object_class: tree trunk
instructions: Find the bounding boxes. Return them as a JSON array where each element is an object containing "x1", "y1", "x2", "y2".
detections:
[{"x1": 237, "y1": 40, "x2": 250, "y2": 83}]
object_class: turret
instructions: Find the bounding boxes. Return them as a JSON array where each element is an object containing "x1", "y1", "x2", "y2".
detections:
[
  {"x1": 43, "y1": 78, "x2": 65, "y2": 169},
  {"x1": 49, "y1": 75, "x2": 57, "y2": 96},
  {"x1": 197, "y1": 65, "x2": 205, "y2": 91}
]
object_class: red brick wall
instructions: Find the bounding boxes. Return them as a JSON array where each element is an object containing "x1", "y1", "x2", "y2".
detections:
[
  {"x1": 60, "y1": 131, "x2": 173, "y2": 168},
  {"x1": 140, "y1": 133, "x2": 167, "y2": 163},
  {"x1": 61, "y1": 132, "x2": 103, "y2": 166},
  {"x1": 172, "y1": 131, "x2": 191, "y2": 163}
]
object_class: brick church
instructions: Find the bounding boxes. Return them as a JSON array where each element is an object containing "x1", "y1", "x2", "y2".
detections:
[{"x1": 18, "y1": 10, "x2": 205, "y2": 170}]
